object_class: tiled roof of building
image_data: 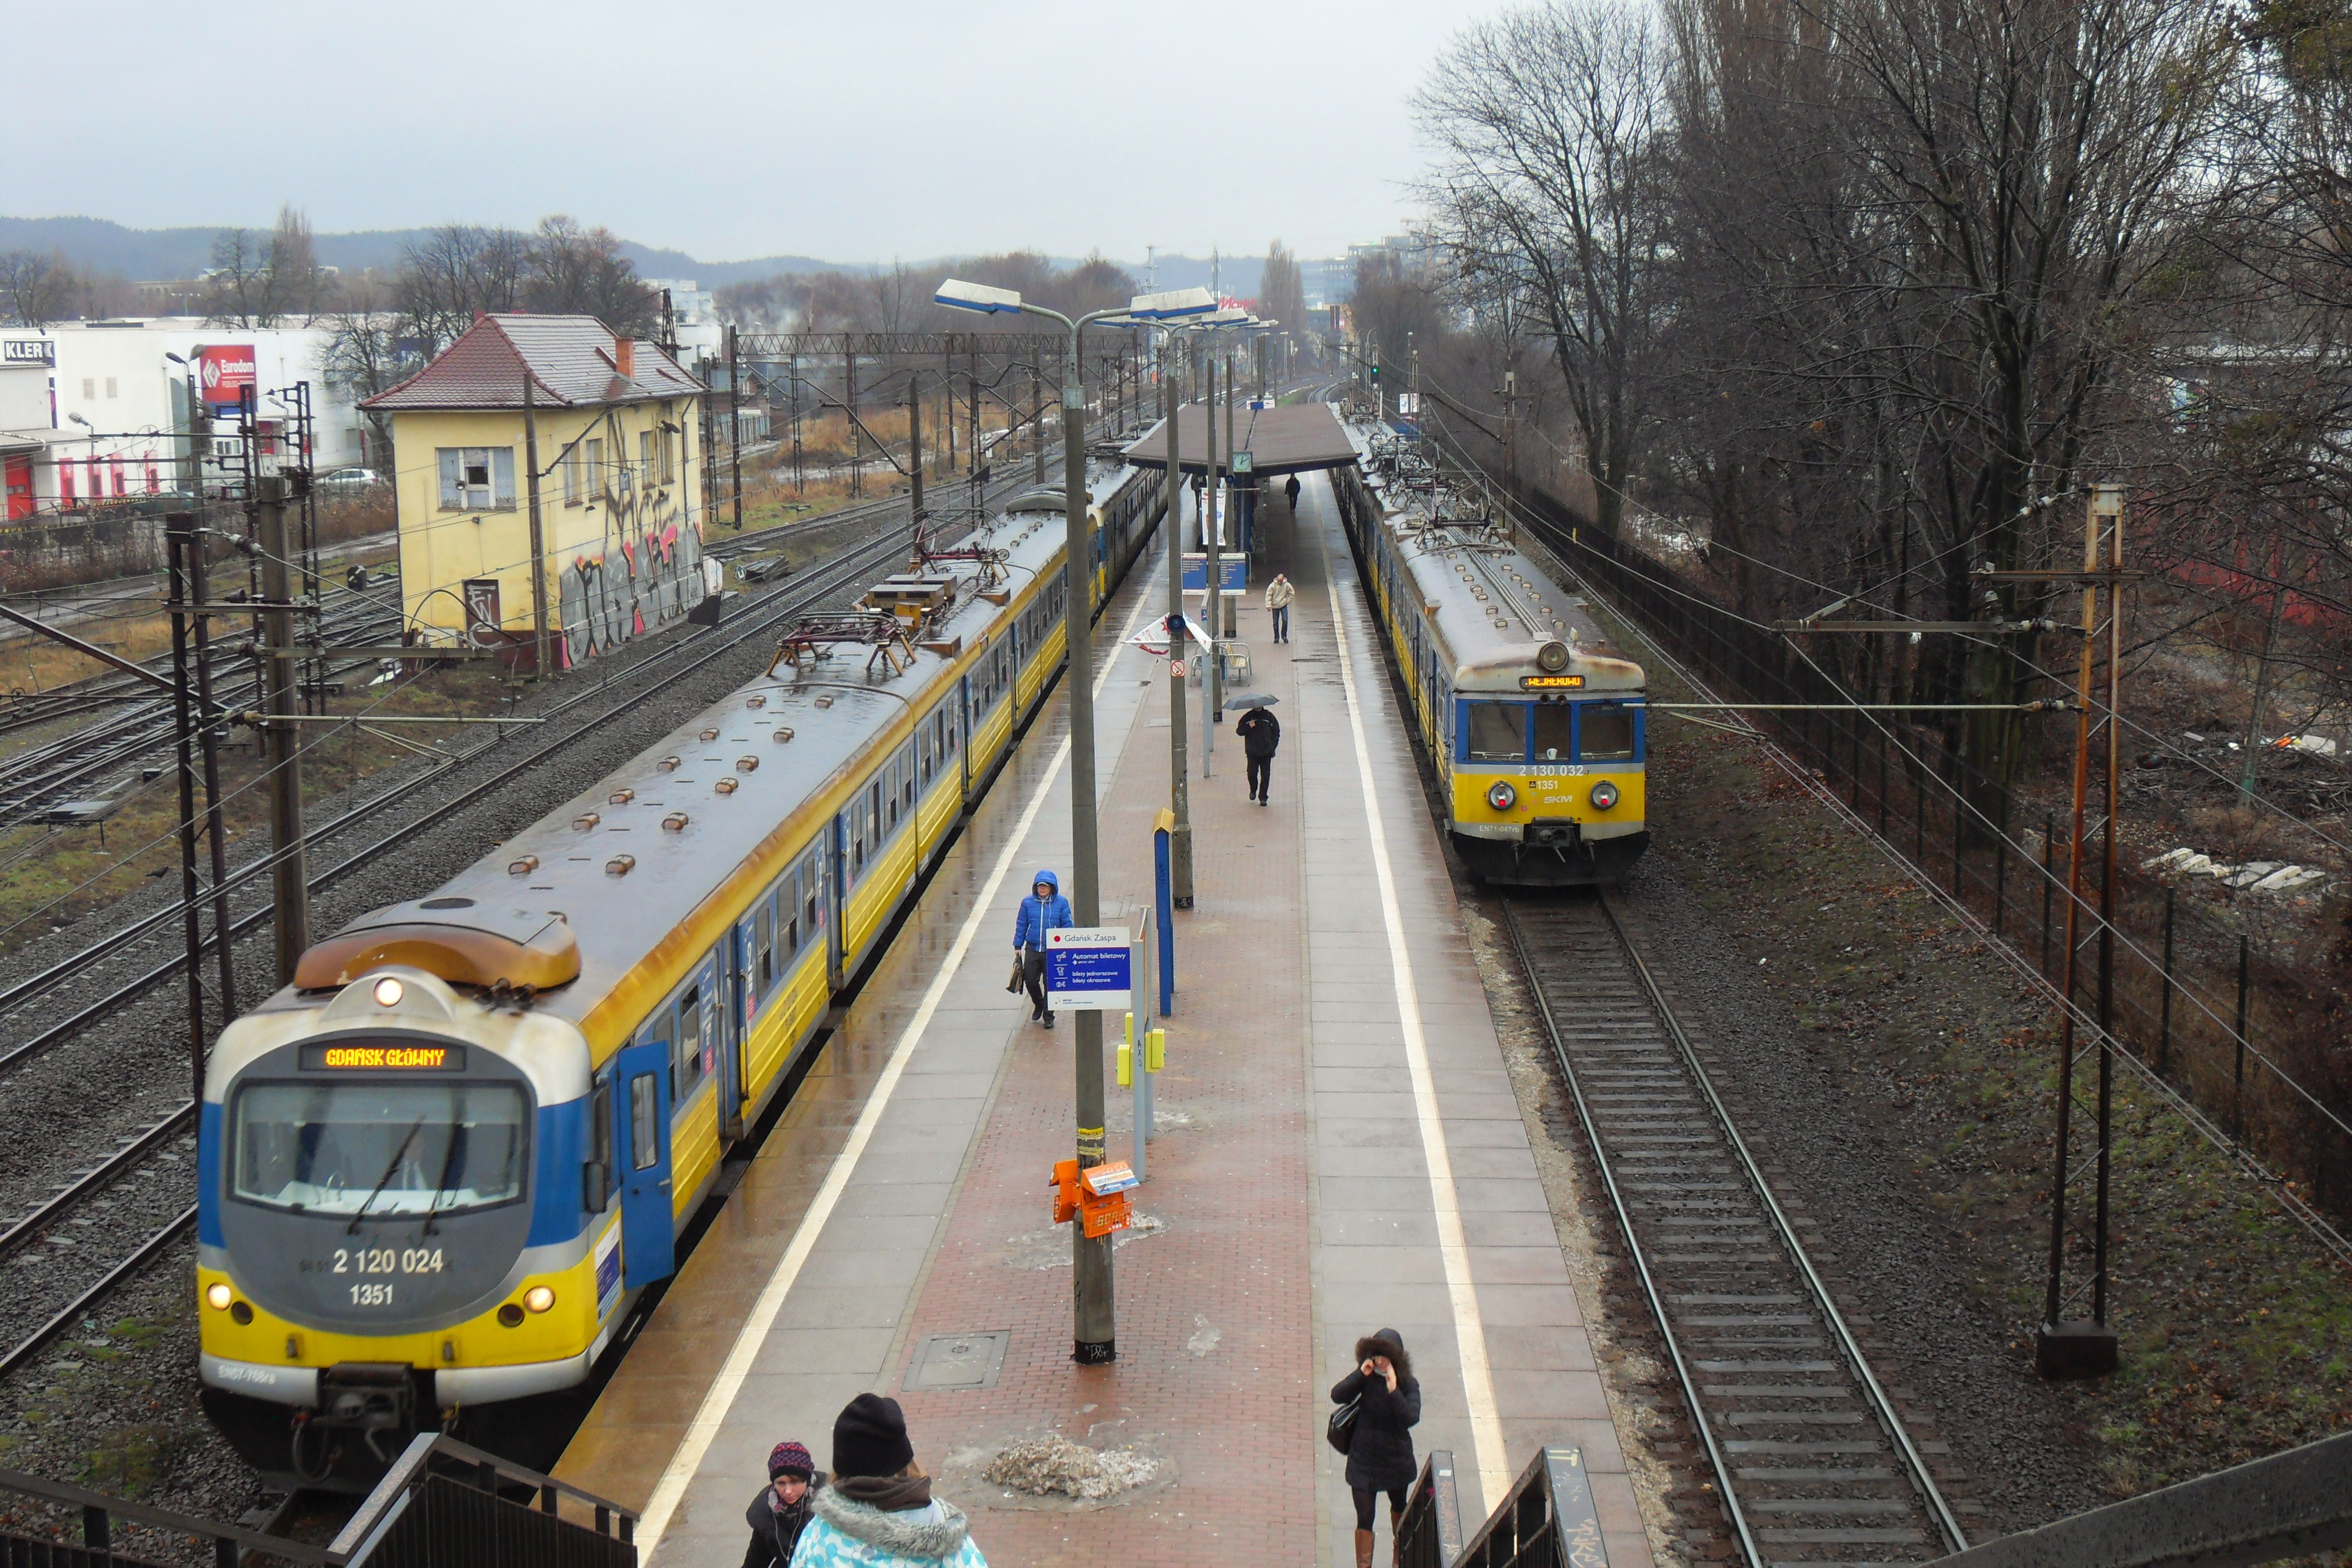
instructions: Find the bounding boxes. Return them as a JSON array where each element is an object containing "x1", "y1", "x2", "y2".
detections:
[{"x1": 360, "y1": 313, "x2": 703, "y2": 411}]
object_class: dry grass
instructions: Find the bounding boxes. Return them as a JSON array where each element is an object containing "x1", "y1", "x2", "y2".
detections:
[{"x1": 0, "y1": 661, "x2": 525, "y2": 956}]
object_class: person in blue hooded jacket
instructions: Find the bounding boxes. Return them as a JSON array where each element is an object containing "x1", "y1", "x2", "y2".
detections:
[{"x1": 1011, "y1": 869, "x2": 1072, "y2": 1028}]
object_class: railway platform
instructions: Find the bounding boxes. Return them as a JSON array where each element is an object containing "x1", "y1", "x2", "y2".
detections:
[{"x1": 553, "y1": 473, "x2": 1653, "y2": 1568}]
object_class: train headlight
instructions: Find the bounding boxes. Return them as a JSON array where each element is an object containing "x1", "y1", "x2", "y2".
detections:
[
  {"x1": 1590, "y1": 781, "x2": 1620, "y2": 811},
  {"x1": 1487, "y1": 781, "x2": 1517, "y2": 811},
  {"x1": 205, "y1": 1282, "x2": 233, "y2": 1310},
  {"x1": 372, "y1": 977, "x2": 404, "y2": 1008},
  {"x1": 523, "y1": 1286, "x2": 556, "y2": 1314},
  {"x1": 1537, "y1": 640, "x2": 1570, "y2": 672}
]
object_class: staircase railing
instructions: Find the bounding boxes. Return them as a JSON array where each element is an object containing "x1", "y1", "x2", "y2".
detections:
[
  {"x1": 1396, "y1": 1451, "x2": 1467, "y2": 1568},
  {"x1": 331, "y1": 1432, "x2": 636, "y2": 1568},
  {"x1": 1922, "y1": 1429, "x2": 2352, "y2": 1568}
]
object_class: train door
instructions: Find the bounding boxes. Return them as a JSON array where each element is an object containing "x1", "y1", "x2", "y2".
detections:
[
  {"x1": 958, "y1": 675, "x2": 973, "y2": 805},
  {"x1": 826, "y1": 812, "x2": 847, "y2": 989},
  {"x1": 613, "y1": 1039, "x2": 674, "y2": 1288},
  {"x1": 721, "y1": 933, "x2": 748, "y2": 1141}
]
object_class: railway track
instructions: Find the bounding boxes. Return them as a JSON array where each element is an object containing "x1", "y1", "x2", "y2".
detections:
[
  {"x1": 0, "y1": 580, "x2": 406, "y2": 826},
  {"x1": 1501, "y1": 892, "x2": 1969, "y2": 1568},
  {"x1": 0, "y1": 476, "x2": 1037, "y2": 1385}
]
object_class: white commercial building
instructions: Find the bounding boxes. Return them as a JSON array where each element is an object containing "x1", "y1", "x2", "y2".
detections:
[{"x1": 0, "y1": 319, "x2": 375, "y2": 522}]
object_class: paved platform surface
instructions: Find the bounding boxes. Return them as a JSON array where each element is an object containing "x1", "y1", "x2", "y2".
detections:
[{"x1": 556, "y1": 473, "x2": 1652, "y2": 1567}]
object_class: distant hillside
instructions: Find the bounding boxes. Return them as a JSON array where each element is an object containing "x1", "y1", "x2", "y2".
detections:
[{"x1": 0, "y1": 215, "x2": 1276, "y2": 301}]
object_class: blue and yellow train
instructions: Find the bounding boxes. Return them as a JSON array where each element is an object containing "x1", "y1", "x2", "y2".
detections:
[
  {"x1": 196, "y1": 466, "x2": 1162, "y2": 1483},
  {"x1": 1334, "y1": 433, "x2": 1648, "y2": 885}
]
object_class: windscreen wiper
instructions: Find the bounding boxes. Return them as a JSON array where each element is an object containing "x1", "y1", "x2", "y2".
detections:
[
  {"x1": 421, "y1": 1093, "x2": 468, "y2": 1237},
  {"x1": 348, "y1": 1118, "x2": 426, "y2": 1235}
]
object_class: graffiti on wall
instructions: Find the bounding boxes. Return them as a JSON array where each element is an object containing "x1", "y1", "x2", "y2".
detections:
[{"x1": 557, "y1": 483, "x2": 707, "y2": 667}]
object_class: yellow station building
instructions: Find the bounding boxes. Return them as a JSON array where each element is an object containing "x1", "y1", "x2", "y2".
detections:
[{"x1": 362, "y1": 313, "x2": 709, "y2": 670}]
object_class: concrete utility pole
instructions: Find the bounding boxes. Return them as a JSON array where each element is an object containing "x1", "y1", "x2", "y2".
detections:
[
  {"x1": 1223, "y1": 347, "x2": 1238, "y2": 640},
  {"x1": 523, "y1": 373, "x2": 550, "y2": 677},
  {"x1": 255, "y1": 475, "x2": 308, "y2": 982},
  {"x1": 728, "y1": 325, "x2": 743, "y2": 530},
  {"x1": 907, "y1": 378, "x2": 924, "y2": 529},
  {"x1": 1204, "y1": 355, "x2": 1221, "y2": 766},
  {"x1": 1057, "y1": 349, "x2": 1113, "y2": 1365},
  {"x1": 1033, "y1": 361, "x2": 1045, "y2": 486},
  {"x1": 1164, "y1": 339, "x2": 1193, "y2": 908}
]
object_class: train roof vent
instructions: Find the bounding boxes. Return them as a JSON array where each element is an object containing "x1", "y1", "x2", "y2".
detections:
[{"x1": 293, "y1": 899, "x2": 581, "y2": 991}]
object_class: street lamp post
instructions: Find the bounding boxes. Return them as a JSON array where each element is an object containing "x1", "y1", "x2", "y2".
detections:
[{"x1": 935, "y1": 277, "x2": 1212, "y2": 1365}]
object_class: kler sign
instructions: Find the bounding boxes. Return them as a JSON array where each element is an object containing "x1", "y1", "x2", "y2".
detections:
[{"x1": 197, "y1": 345, "x2": 257, "y2": 413}]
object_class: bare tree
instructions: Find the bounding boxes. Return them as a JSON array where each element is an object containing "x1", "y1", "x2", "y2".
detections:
[
  {"x1": 0, "y1": 251, "x2": 74, "y2": 326},
  {"x1": 1418, "y1": 0, "x2": 1675, "y2": 534},
  {"x1": 1259, "y1": 241, "x2": 1306, "y2": 344},
  {"x1": 525, "y1": 215, "x2": 660, "y2": 337},
  {"x1": 394, "y1": 224, "x2": 528, "y2": 356}
]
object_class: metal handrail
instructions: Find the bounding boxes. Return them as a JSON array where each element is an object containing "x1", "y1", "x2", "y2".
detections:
[
  {"x1": 0, "y1": 1464, "x2": 341, "y2": 1565},
  {"x1": 1396, "y1": 1450, "x2": 1467, "y2": 1568},
  {"x1": 332, "y1": 1431, "x2": 638, "y2": 1559}
]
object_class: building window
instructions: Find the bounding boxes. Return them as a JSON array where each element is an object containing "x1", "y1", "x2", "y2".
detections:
[
  {"x1": 105, "y1": 377, "x2": 117, "y2": 399},
  {"x1": 639, "y1": 430, "x2": 655, "y2": 489},
  {"x1": 81, "y1": 378, "x2": 94, "y2": 400},
  {"x1": 586, "y1": 439, "x2": 605, "y2": 499},
  {"x1": 435, "y1": 447, "x2": 516, "y2": 511},
  {"x1": 562, "y1": 444, "x2": 582, "y2": 506},
  {"x1": 143, "y1": 460, "x2": 158, "y2": 492},
  {"x1": 110, "y1": 460, "x2": 124, "y2": 497}
]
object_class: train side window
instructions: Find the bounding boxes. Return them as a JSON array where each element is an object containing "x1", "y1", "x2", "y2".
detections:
[
  {"x1": 754, "y1": 902, "x2": 774, "y2": 994},
  {"x1": 1466, "y1": 702, "x2": 1528, "y2": 763},
  {"x1": 781, "y1": 867, "x2": 801, "y2": 955},
  {"x1": 900, "y1": 743, "x2": 918, "y2": 814},
  {"x1": 1532, "y1": 704, "x2": 1574, "y2": 761},
  {"x1": 849, "y1": 806, "x2": 866, "y2": 879},
  {"x1": 675, "y1": 987, "x2": 704, "y2": 1095},
  {"x1": 883, "y1": 759, "x2": 900, "y2": 834},
  {"x1": 1577, "y1": 702, "x2": 1636, "y2": 762},
  {"x1": 802, "y1": 851, "x2": 822, "y2": 935},
  {"x1": 629, "y1": 1076, "x2": 659, "y2": 1170},
  {"x1": 867, "y1": 780, "x2": 884, "y2": 847}
]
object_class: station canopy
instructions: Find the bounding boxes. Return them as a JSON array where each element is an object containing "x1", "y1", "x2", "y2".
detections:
[{"x1": 1122, "y1": 401, "x2": 1356, "y2": 478}]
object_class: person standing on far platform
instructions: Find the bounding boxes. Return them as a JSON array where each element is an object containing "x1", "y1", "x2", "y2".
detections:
[
  {"x1": 1265, "y1": 572, "x2": 1296, "y2": 644},
  {"x1": 791, "y1": 1394, "x2": 988, "y2": 1568},
  {"x1": 1237, "y1": 704, "x2": 1281, "y2": 806},
  {"x1": 1285, "y1": 472, "x2": 1302, "y2": 512},
  {"x1": 1332, "y1": 1329, "x2": 1421, "y2": 1568},
  {"x1": 739, "y1": 1440, "x2": 822, "y2": 1568},
  {"x1": 1012, "y1": 869, "x2": 1072, "y2": 1029}
]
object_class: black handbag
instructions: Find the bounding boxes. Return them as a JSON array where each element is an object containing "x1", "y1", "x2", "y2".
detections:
[{"x1": 1326, "y1": 1395, "x2": 1360, "y2": 1455}]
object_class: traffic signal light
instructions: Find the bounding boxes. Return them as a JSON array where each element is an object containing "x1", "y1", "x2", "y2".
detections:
[{"x1": 1369, "y1": 363, "x2": 1381, "y2": 383}]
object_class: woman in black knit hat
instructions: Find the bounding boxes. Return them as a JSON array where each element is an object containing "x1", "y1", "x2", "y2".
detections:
[
  {"x1": 1332, "y1": 1329, "x2": 1421, "y2": 1568},
  {"x1": 790, "y1": 1393, "x2": 989, "y2": 1567}
]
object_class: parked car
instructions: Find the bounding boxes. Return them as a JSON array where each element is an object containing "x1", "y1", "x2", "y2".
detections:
[{"x1": 316, "y1": 467, "x2": 384, "y2": 490}]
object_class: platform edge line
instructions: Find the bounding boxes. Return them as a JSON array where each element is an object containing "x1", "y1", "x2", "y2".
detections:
[{"x1": 1316, "y1": 521, "x2": 1510, "y2": 1516}]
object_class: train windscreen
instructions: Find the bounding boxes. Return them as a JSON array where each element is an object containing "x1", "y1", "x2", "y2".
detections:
[{"x1": 230, "y1": 1080, "x2": 529, "y2": 1217}]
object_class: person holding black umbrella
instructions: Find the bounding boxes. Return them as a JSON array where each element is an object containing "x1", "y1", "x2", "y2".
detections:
[{"x1": 1235, "y1": 698, "x2": 1280, "y2": 806}]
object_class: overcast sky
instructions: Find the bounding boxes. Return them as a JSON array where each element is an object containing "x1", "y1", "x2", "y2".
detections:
[{"x1": 14, "y1": 0, "x2": 1497, "y2": 266}]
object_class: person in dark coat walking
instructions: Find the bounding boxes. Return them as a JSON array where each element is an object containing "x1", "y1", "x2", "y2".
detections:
[
  {"x1": 740, "y1": 1440, "x2": 824, "y2": 1568},
  {"x1": 1331, "y1": 1329, "x2": 1420, "y2": 1568},
  {"x1": 1236, "y1": 705, "x2": 1280, "y2": 805},
  {"x1": 1285, "y1": 473, "x2": 1302, "y2": 512}
]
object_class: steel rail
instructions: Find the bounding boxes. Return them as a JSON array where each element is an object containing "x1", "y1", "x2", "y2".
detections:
[
  {"x1": 0, "y1": 1204, "x2": 197, "y2": 1382},
  {"x1": 1594, "y1": 890, "x2": 1970, "y2": 1555},
  {"x1": 1497, "y1": 896, "x2": 1764, "y2": 1566},
  {"x1": 0, "y1": 1105, "x2": 193, "y2": 1265}
]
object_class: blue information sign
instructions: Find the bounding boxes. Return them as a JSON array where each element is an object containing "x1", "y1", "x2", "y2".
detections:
[
  {"x1": 1045, "y1": 928, "x2": 1133, "y2": 1012},
  {"x1": 1181, "y1": 553, "x2": 1248, "y2": 595}
]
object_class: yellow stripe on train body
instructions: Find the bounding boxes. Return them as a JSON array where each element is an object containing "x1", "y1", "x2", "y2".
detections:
[{"x1": 1451, "y1": 767, "x2": 1647, "y2": 831}]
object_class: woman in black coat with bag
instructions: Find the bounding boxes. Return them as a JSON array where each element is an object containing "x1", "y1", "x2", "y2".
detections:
[{"x1": 1330, "y1": 1328, "x2": 1420, "y2": 1568}]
